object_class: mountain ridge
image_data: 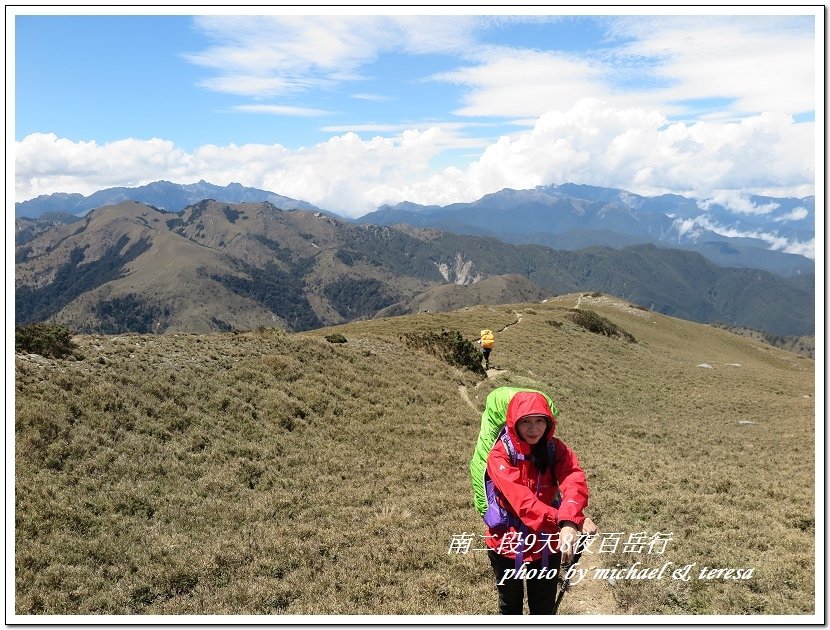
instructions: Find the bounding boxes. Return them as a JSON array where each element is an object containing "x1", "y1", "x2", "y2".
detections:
[
  {"x1": 362, "y1": 183, "x2": 814, "y2": 276},
  {"x1": 15, "y1": 179, "x2": 327, "y2": 219},
  {"x1": 16, "y1": 180, "x2": 813, "y2": 277},
  {"x1": 14, "y1": 200, "x2": 814, "y2": 336}
]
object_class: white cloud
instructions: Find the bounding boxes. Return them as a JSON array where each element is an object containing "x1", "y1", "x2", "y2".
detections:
[
  {"x1": 186, "y1": 15, "x2": 481, "y2": 97},
  {"x1": 15, "y1": 129, "x2": 443, "y2": 218},
  {"x1": 430, "y1": 47, "x2": 612, "y2": 118},
  {"x1": 179, "y1": 13, "x2": 817, "y2": 194},
  {"x1": 351, "y1": 93, "x2": 394, "y2": 103},
  {"x1": 610, "y1": 16, "x2": 816, "y2": 116},
  {"x1": 198, "y1": 75, "x2": 316, "y2": 98},
  {"x1": 674, "y1": 218, "x2": 704, "y2": 240},
  {"x1": 671, "y1": 214, "x2": 815, "y2": 260},
  {"x1": 427, "y1": 16, "x2": 815, "y2": 122},
  {"x1": 780, "y1": 238, "x2": 815, "y2": 258},
  {"x1": 14, "y1": 133, "x2": 191, "y2": 199},
  {"x1": 319, "y1": 121, "x2": 495, "y2": 151},
  {"x1": 775, "y1": 207, "x2": 809, "y2": 222},
  {"x1": 186, "y1": 15, "x2": 816, "y2": 120},
  {"x1": 698, "y1": 192, "x2": 780, "y2": 215},
  {"x1": 258, "y1": 129, "x2": 444, "y2": 216},
  {"x1": 389, "y1": 99, "x2": 814, "y2": 207},
  {"x1": 14, "y1": 100, "x2": 815, "y2": 222},
  {"x1": 232, "y1": 104, "x2": 331, "y2": 116}
]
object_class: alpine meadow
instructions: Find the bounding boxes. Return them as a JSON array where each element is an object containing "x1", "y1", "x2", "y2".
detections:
[{"x1": 14, "y1": 294, "x2": 815, "y2": 616}]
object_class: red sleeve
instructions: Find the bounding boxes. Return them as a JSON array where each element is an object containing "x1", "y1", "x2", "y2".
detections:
[
  {"x1": 486, "y1": 441, "x2": 558, "y2": 532},
  {"x1": 552, "y1": 438, "x2": 589, "y2": 528}
]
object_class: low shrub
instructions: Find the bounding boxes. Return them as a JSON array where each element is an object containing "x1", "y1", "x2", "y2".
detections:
[
  {"x1": 401, "y1": 329, "x2": 486, "y2": 375},
  {"x1": 325, "y1": 334, "x2": 348, "y2": 344},
  {"x1": 568, "y1": 309, "x2": 636, "y2": 343},
  {"x1": 15, "y1": 323, "x2": 78, "y2": 358}
]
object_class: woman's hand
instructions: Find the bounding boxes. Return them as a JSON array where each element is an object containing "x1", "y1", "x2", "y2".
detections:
[{"x1": 558, "y1": 522, "x2": 579, "y2": 565}]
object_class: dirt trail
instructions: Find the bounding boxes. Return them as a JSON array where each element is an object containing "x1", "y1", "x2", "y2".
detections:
[
  {"x1": 496, "y1": 311, "x2": 523, "y2": 333},
  {"x1": 558, "y1": 569, "x2": 622, "y2": 615},
  {"x1": 458, "y1": 384, "x2": 478, "y2": 413}
]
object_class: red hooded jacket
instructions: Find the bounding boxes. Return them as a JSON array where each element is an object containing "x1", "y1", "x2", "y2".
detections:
[{"x1": 484, "y1": 391, "x2": 589, "y2": 561}]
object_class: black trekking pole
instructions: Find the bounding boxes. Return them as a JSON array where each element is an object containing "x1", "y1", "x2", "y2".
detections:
[{"x1": 551, "y1": 535, "x2": 587, "y2": 615}]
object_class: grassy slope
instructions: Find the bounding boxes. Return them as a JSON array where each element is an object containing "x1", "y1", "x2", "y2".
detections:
[{"x1": 14, "y1": 294, "x2": 815, "y2": 615}]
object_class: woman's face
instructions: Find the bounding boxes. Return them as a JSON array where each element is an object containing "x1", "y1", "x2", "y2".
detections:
[{"x1": 516, "y1": 415, "x2": 548, "y2": 444}]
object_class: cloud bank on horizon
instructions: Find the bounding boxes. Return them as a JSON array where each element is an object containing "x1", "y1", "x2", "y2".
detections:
[{"x1": 12, "y1": 12, "x2": 819, "y2": 238}]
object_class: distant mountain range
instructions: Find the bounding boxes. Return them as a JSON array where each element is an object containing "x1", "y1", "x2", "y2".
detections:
[
  {"x1": 358, "y1": 183, "x2": 815, "y2": 277},
  {"x1": 16, "y1": 180, "x2": 814, "y2": 277},
  {"x1": 15, "y1": 179, "x2": 326, "y2": 218},
  {"x1": 15, "y1": 200, "x2": 814, "y2": 336}
]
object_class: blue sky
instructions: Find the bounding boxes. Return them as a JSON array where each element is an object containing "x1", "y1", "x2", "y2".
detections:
[
  {"x1": 9, "y1": 7, "x2": 821, "y2": 244},
  {"x1": 15, "y1": 15, "x2": 625, "y2": 151}
]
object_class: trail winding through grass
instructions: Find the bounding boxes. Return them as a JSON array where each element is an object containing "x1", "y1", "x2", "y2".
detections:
[
  {"x1": 458, "y1": 384, "x2": 478, "y2": 413},
  {"x1": 496, "y1": 310, "x2": 523, "y2": 333}
]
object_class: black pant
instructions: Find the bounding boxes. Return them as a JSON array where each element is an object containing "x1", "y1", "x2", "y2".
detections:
[
  {"x1": 488, "y1": 550, "x2": 561, "y2": 615},
  {"x1": 482, "y1": 348, "x2": 491, "y2": 363}
]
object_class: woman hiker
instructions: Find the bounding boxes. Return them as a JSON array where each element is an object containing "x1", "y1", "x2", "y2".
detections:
[{"x1": 484, "y1": 390, "x2": 591, "y2": 614}]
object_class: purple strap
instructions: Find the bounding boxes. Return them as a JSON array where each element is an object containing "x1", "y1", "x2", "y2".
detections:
[{"x1": 514, "y1": 525, "x2": 527, "y2": 571}]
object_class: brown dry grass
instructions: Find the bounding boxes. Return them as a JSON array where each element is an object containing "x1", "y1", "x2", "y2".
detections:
[{"x1": 14, "y1": 293, "x2": 816, "y2": 616}]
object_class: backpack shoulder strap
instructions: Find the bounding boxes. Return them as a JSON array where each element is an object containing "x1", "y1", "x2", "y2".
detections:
[
  {"x1": 547, "y1": 438, "x2": 556, "y2": 466},
  {"x1": 499, "y1": 428, "x2": 532, "y2": 466},
  {"x1": 497, "y1": 428, "x2": 515, "y2": 465},
  {"x1": 547, "y1": 438, "x2": 562, "y2": 508}
]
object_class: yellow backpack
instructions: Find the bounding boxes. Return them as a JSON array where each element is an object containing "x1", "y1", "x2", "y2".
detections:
[{"x1": 480, "y1": 329, "x2": 495, "y2": 349}]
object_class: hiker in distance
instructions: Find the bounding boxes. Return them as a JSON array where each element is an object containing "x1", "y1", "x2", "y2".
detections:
[
  {"x1": 477, "y1": 329, "x2": 495, "y2": 369},
  {"x1": 484, "y1": 390, "x2": 592, "y2": 615}
]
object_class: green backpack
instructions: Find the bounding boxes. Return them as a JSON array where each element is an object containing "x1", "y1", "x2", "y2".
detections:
[{"x1": 469, "y1": 386, "x2": 559, "y2": 516}]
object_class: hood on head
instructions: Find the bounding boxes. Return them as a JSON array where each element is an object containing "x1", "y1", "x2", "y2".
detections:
[{"x1": 505, "y1": 391, "x2": 556, "y2": 454}]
